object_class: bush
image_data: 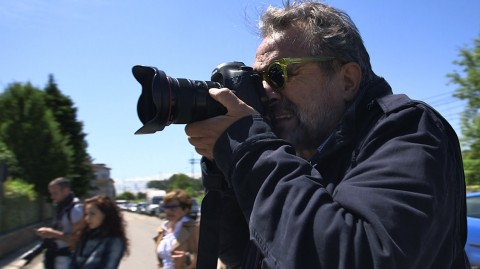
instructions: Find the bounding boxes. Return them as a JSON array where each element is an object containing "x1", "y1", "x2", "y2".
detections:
[
  {"x1": 1, "y1": 179, "x2": 40, "y2": 233},
  {"x1": 464, "y1": 158, "x2": 480, "y2": 186},
  {"x1": 4, "y1": 178, "x2": 36, "y2": 200},
  {"x1": 467, "y1": 185, "x2": 480, "y2": 193}
]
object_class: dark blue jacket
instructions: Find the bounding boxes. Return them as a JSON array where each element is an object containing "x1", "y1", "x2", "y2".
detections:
[
  {"x1": 71, "y1": 229, "x2": 125, "y2": 269},
  {"x1": 199, "y1": 78, "x2": 469, "y2": 268}
]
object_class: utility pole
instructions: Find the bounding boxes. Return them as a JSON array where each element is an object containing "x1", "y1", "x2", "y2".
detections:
[{"x1": 188, "y1": 153, "x2": 200, "y2": 179}]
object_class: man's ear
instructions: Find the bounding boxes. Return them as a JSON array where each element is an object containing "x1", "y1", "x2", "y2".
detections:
[{"x1": 341, "y1": 62, "x2": 361, "y2": 102}]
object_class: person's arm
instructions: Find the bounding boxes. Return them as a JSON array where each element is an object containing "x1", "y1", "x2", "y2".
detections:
[
  {"x1": 170, "y1": 221, "x2": 202, "y2": 269},
  {"x1": 36, "y1": 227, "x2": 61, "y2": 239},
  {"x1": 187, "y1": 220, "x2": 199, "y2": 269},
  {"x1": 36, "y1": 202, "x2": 85, "y2": 243},
  {"x1": 213, "y1": 108, "x2": 462, "y2": 268},
  {"x1": 36, "y1": 227, "x2": 73, "y2": 243}
]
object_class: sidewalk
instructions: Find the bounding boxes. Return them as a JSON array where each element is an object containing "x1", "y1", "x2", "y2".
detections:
[{"x1": 0, "y1": 241, "x2": 43, "y2": 269}]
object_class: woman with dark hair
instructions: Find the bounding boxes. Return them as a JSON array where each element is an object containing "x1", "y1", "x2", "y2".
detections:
[{"x1": 70, "y1": 195, "x2": 129, "y2": 269}]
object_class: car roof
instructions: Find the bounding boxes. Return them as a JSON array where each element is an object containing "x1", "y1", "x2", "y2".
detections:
[{"x1": 467, "y1": 191, "x2": 480, "y2": 198}]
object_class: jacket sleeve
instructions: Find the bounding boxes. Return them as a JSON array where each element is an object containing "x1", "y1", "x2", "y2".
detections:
[{"x1": 213, "y1": 107, "x2": 464, "y2": 268}]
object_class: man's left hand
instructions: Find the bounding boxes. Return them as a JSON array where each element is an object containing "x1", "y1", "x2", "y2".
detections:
[{"x1": 36, "y1": 227, "x2": 60, "y2": 239}]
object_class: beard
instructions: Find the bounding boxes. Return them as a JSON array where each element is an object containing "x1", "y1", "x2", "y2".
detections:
[{"x1": 274, "y1": 79, "x2": 340, "y2": 152}]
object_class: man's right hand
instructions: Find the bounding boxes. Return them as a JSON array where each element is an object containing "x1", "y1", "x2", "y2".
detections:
[{"x1": 185, "y1": 88, "x2": 258, "y2": 160}]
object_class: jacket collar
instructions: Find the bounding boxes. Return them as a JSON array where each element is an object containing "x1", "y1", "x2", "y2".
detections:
[{"x1": 319, "y1": 77, "x2": 393, "y2": 157}]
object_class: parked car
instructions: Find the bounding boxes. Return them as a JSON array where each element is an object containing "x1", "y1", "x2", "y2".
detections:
[
  {"x1": 466, "y1": 192, "x2": 480, "y2": 267},
  {"x1": 115, "y1": 200, "x2": 129, "y2": 211},
  {"x1": 189, "y1": 199, "x2": 200, "y2": 220},
  {"x1": 128, "y1": 203, "x2": 139, "y2": 213},
  {"x1": 136, "y1": 202, "x2": 149, "y2": 214},
  {"x1": 155, "y1": 200, "x2": 165, "y2": 219},
  {"x1": 146, "y1": 189, "x2": 166, "y2": 216}
]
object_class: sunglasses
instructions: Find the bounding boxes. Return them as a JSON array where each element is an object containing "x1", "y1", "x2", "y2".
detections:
[
  {"x1": 260, "y1": 56, "x2": 335, "y2": 91},
  {"x1": 162, "y1": 204, "x2": 181, "y2": 210}
]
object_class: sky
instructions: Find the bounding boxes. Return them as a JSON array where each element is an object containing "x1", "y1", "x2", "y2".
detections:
[{"x1": 1, "y1": 0, "x2": 479, "y2": 193}]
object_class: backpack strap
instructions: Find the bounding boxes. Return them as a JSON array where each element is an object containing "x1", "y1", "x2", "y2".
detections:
[{"x1": 65, "y1": 199, "x2": 79, "y2": 224}]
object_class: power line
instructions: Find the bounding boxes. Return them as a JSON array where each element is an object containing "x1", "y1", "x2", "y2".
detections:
[{"x1": 420, "y1": 90, "x2": 457, "y2": 102}]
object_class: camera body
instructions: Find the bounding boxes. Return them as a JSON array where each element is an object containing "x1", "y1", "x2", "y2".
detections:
[{"x1": 132, "y1": 62, "x2": 267, "y2": 134}]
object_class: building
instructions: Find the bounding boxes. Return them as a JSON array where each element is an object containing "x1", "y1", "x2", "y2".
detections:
[{"x1": 89, "y1": 163, "x2": 116, "y2": 198}]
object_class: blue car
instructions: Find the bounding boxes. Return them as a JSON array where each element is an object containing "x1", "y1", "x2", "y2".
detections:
[{"x1": 467, "y1": 192, "x2": 480, "y2": 267}]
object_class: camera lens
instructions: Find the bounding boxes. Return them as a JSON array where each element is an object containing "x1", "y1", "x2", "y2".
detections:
[
  {"x1": 172, "y1": 78, "x2": 226, "y2": 124},
  {"x1": 132, "y1": 65, "x2": 224, "y2": 134}
]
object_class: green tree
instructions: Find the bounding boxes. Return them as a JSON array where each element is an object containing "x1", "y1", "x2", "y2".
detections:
[
  {"x1": 0, "y1": 82, "x2": 73, "y2": 195},
  {"x1": 168, "y1": 173, "x2": 192, "y2": 190},
  {"x1": 116, "y1": 191, "x2": 135, "y2": 200},
  {"x1": 147, "y1": 180, "x2": 169, "y2": 190},
  {"x1": 146, "y1": 173, "x2": 203, "y2": 197},
  {"x1": 44, "y1": 75, "x2": 93, "y2": 197},
  {"x1": 167, "y1": 173, "x2": 203, "y2": 197},
  {"x1": 136, "y1": 192, "x2": 146, "y2": 200},
  {"x1": 448, "y1": 35, "x2": 480, "y2": 185}
]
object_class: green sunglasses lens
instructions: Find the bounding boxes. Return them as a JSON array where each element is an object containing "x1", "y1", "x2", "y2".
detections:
[
  {"x1": 263, "y1": 57, "x2": 334, "y2": 90},
  {"x1": 267, "y1": 63, "x2": 285, "y2": 89}
]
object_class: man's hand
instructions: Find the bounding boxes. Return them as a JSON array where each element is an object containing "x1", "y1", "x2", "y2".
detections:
[
  {"x1": 36, "y1": 227, "x2": 62, "y2": 239},
  {"x1": 185, "y1": 88, "x2": 258, "y2": 160}
]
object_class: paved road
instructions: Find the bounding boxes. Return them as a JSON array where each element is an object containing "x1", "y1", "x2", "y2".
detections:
[
  {"x1": 120, "y1": 211, "x2": 161, "y2": 269},
  {"x1": 1, "y1": 211, "x2": 163, "y2": 269}
]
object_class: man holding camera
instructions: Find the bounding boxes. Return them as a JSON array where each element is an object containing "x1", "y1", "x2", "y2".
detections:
[
  {"x1": 185, "y1": 1, "x2": 469, "y2": 268},
  {"x1": 36, "y1": 177, "x2": 83, "y2": 269}
]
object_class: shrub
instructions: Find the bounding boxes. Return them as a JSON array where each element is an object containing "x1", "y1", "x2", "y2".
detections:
[{"x1": 1, "y1": 179, "x2": 39, "y2": 233}]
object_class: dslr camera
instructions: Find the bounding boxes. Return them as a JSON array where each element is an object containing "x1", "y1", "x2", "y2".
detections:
[{"x1": 132, "y1": 62, "x2": 267, "y2": 134}]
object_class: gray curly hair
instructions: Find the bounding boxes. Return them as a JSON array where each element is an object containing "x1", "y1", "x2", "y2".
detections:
[{"x1": 259, "y1": 1, "x2": 377, "y2": 86}]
